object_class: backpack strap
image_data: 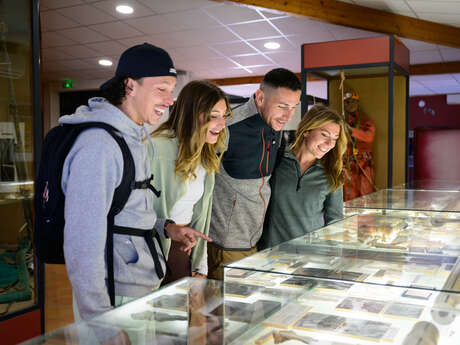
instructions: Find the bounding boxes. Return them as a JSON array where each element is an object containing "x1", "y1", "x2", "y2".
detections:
[
  {"x1": 68, "y1": 122, "x2": 135, "y2": 306},
  {"x1": 111, "y1": 225, "x2": 170, "y2": 277},
  {"x1": 132, "y1": 175, "x2": 161, "y2": 197},
  {"x1": 61, "y1": 122, "x2": 165, "y2": 307},
  {"x1": 86, "y1": 124, "x2": 166, "y2": 306}
]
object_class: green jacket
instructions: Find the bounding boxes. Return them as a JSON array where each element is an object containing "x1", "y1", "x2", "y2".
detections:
[
  {"x1": 147, "y1": 133, "x2": 215, "y2": 274},
  {"x1": 259, "y1": 149, "x2": 343, "y2": 249}
]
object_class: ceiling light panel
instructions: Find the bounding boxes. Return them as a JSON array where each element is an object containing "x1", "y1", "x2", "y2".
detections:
[
  {"x1": 116, "y1": 5, "x2": 134, "y2": 14},
  {"x1": 264, "y1": 41, "x2": 280, "y2": 49},
  {"x1": 98, "y1": 59, "x2": 113, "y2": 66}
]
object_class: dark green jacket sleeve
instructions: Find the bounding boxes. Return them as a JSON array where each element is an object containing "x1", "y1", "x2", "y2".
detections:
[{"x1": 324, "y1": 186, "x2": 344, "y2": 225}]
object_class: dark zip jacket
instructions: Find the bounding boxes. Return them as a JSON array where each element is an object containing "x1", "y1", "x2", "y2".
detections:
[
  {"x1": 259, "y1": 149, "x2": 344, "y2": 249},
  {"x1": 209, "y1": 96, "x2": 281, "y2": 250}
]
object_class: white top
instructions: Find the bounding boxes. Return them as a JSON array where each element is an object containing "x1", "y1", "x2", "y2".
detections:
[{"x1": 169, "y1": 165, "x2": 206, "y2": 225}]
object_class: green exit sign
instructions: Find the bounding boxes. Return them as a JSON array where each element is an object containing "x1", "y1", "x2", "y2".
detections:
[{"x1": 63, "y1": 79, "x2": 73, "y2": 88}]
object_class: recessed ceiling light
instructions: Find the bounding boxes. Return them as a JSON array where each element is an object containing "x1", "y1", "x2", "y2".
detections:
[
  {"x1": 264, "y1": 42, "x2": 280, "y2": 50},
  {"x1": 98, "y1": 59, "x2": 113, "y2": 66},
  {"x1": 116, "y1": 5, "x2": 134, "y2": 14}
]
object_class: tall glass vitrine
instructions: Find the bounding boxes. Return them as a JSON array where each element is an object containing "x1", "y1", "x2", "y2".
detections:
[{"x1": 0, "y1": 0, "x2": 42, "y2": 343}]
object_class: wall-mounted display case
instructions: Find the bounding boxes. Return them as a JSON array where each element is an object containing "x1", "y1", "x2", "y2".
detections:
[{"x1": 344, "y1": 188, "x2": 460, "y2": 218}]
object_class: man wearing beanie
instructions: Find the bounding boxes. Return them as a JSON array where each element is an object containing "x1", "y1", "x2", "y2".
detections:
[{"x1": 59, "y1": 43, "x2": 211, "y2": 325}]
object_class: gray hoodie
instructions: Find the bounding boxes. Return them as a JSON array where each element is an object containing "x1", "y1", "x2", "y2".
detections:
[{"x1": 60, "y1": 97, "x2": 167, "y2": 320}]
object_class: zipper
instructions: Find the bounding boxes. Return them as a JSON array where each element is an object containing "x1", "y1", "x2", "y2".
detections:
[{"x1": 296, "y1": 161, "x2": 316, "y2": 192}]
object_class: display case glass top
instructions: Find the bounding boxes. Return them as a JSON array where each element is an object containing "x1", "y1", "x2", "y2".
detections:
[
  {"x1": 344, "y1": 189, "x2": 460, "y2": 214},
  {"x1": 20, "y1": 277, "x2": 302, "y2": 345},
  {"x1": 393, "y1": 180, "x2": 460, "y2": 191},
  {"x1": 22, "y1": 275, "x2": 460, "y2": 345},
  {"x1": 227, "y1": 274, "x2": 460, "y2": 345},
  {"x1": 225, "y1": 215, "x2": 460, "y2": 294},
  {"x1": 305, "y1": 214, "x2": 460, "y2": 257}
]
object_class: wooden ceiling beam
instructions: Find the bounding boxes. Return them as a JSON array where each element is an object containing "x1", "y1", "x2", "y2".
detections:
[
  {"x1": 410, "y1": 61, "x2": 460, "y2": 76},
  {"x1": 209, "y1": 75, "x2": 265, "y2": 86},
  {"x1": 218, "y1": 0, "x2": 460, "y2": 48},
  {"x1": 209, "y1": 73, "x2": 323, "y2": 85},
  {"x1": 209, "y1": 61, "x2": 460, "y2": 86}
]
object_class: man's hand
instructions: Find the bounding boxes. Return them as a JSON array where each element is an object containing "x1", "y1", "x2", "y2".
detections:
[{"x1": 165, "y1": 223, "x2": 212, "y2": 253}]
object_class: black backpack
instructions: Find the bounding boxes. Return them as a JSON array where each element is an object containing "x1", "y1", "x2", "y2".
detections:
[{"x1": 34, "y1": 122, "x2": 165, "y2": 305}]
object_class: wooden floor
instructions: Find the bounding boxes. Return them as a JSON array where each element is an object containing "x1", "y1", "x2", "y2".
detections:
[{"x1": 45, "y1": 264, "x2": 74, "y2": 332}]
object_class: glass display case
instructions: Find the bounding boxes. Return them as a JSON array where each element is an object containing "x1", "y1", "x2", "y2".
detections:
[
  {"x1": 304, "y1": 214, "x2": 460, "y2": 258},
  {"x1": 20, "y1": 277, "x2": 305, "y2": 345},
  {"x1": 21, "y1": 275, "x2": 460, "y2": 345},
  {"x1": 0, "y1": 0, "x2": 42, "y2": 341},
  {"x1": 344, "y1": 188, "x2": 460, "y2": 218},
  {"x1": 225, "y1": 214, "x2": 460, "y2": 294},
  {"x1": 301, "y1": 36, "x2": 410, "y2": 191},
  {"x1": 393, "y1": 180, "x2": 460, "y2": 191},
  {"x1": 229, "y1": 276, "x2": 460, "y2": 345},
  {"x1": 0, "y1": 181, "x2": 35, "y2": 312}
]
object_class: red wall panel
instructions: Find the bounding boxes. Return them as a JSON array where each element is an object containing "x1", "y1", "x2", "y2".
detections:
[
  {"x1": 414, "y1": 128, "x2": 460, "y2": 181},
  {"x1": 1, "y1": 309, "x2": 41, "y2": 344},
  {"x1": 409, "y1": 95, "x2": 460, "y2": 130}
]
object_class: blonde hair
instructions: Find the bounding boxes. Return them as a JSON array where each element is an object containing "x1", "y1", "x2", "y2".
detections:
[
  {"x1": 290, "y1": 104, "x2": 347, "y2": 192},
  {"x1": 152, "y1": 80, "x2": 231, "y2": 181}
]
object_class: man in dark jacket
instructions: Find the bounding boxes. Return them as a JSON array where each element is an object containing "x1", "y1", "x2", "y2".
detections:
[{"x1": 208, "y1": 68, "x2": 301, "y2": 279}]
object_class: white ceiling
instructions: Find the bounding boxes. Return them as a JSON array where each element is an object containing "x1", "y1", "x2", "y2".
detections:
[{"x1": 39, "y1": 0, "x2": 460, "y2": 96}]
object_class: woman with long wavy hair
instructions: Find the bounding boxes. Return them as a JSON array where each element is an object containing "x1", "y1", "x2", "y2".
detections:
[
  {"x1": 147, "y1": 80, "x2": 231, "y2": 282},
  {"x1": 259, "y1": 104, "x2": 347, "y2": 249}
]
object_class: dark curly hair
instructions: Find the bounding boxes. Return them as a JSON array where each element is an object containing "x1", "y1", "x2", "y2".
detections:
[{"x1": 100, "y1": 76, "x2": 143, "y2": 106}]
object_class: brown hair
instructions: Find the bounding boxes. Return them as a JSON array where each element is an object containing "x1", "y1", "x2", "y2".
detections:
[
  {"x1": 152, "y1": 80, "x2": 231, "y2": 181},
  {"x1": 290, "y1": 104, "x2": 347, "y2": 191}
]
